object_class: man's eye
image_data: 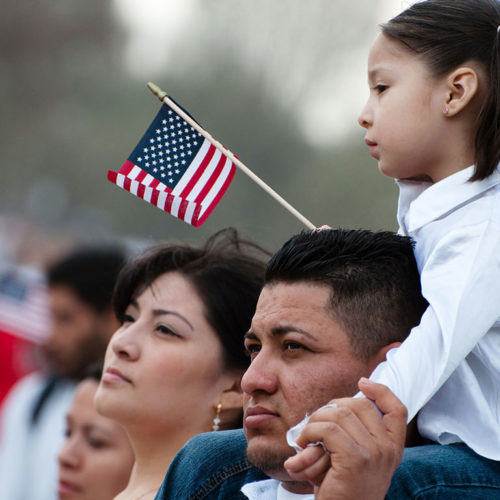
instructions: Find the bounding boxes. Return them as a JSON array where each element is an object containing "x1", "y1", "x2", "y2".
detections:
[
  {"x1": 245, "y1": 343, "x2": 261, "y2": 356},
  {"x1": 284, "y1": 342, "x2": 305, "y2": 352}
]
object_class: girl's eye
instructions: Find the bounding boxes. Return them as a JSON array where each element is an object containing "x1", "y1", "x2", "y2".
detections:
[
  {"x1": 64, "y1": 427, "x2": 72, "y2": 439},
  {"x1": 373, "y1": 84, "x2": 388, "y2": 94}
]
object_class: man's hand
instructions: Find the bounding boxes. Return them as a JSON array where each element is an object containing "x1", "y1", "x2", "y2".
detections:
[{"x1": 284, "y1": 378, "x2": 407, "y2": 499}]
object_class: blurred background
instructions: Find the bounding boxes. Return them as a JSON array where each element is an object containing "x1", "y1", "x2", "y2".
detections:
[
  {"x1": 0, "y1": 0, "x2": 408, "y2": 389},
  {"x1": 0, "y1": 0, "x2": 407, "y2": 261}
]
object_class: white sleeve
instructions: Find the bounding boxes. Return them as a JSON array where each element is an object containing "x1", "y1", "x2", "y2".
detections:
[{"x1": 365, "y1": 219, "x2": 500, "y2": 421}]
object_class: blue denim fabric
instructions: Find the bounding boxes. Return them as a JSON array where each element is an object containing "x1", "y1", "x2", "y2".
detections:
[
  {"x1": 156, "y1": 431, "x2": 500, "y2": 500},
  {"x1": 387, "y1": 444, "x2": 500, "y2": 499},
  {"x1": 155, "y1": 429, "x2": 267, "y2": 500}
]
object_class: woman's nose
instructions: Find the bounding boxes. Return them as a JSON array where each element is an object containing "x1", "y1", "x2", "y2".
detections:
[
  {"x1": 58, "y1": 437, "x2": 81, "y2": 469},
  {"x1": 109, "y1": 324, "x2": 141, "y2": 361}
]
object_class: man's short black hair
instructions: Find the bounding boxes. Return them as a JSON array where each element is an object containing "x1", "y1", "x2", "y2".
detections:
[
  {"x1": 265, "y1": 229, "x2": 428, "y2": 360},
  {"x1": 47, "y1": 246, "x2": 126, "y2": 313}
]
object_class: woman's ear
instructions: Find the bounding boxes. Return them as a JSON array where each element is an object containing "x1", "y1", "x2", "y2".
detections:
[
  {"x1": 219, "y1": 375, "x2": 243, "y2": 412},
  {"x1": 444, "y1": 66, "x2": 479, "y2": 117},
  {"x1": 216, "y1": 373, "x2": 244, "y2": 430}
]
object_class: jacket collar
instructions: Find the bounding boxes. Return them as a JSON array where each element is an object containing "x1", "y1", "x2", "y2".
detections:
[{"x1": 396, "y1": 165, "x2": 500, "y2": 233}]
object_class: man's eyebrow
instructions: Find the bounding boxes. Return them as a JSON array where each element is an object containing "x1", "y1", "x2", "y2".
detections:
[
  {"x1": 244, "y1": 326, "x2": 318, "y2": 342},
  {"x1": 151, "y1": 308, "x2": 194, "y2": 331},
  {"x1": 271, "y1": 325, "x2": 318, "y2": 341}
]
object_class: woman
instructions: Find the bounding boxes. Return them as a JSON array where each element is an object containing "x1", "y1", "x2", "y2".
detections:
[
  {"x1": 94, "y1": 229, "x2": 268, "y2": 500},
  {"x1": 58, "y1": 364, "x2": 135, "y2": 500}
]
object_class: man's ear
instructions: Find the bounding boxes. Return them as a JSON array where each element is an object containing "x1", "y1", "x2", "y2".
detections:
[
  {"x1": 443, "y1": 66, "x2": 479, "y2": 117},
  {"x1": 367, "y1": 341, "x2": 402, "y2": 373}
]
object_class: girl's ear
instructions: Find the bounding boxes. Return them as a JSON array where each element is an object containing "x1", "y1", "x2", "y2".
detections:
[{"x1": 444, "y1": 66, "x2": 479, "y2": 117}]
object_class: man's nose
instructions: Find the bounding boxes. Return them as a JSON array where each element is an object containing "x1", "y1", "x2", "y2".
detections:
[{"x1": 241, "y1": 350, "x2": 278, "y2": 395}]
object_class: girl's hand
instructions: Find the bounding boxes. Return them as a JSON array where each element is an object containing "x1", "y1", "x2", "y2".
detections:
[{"x1": 284, "y1": 379, "x2": 407, "y2": 499}]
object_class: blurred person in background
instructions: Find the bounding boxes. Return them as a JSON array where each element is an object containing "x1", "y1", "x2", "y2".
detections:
[
  {"x1": 57, "y1": 363, "x2": 134, "y2": 500},
  {"x1": 0, "y1": 246, "x2": 126, "y2": 500}
]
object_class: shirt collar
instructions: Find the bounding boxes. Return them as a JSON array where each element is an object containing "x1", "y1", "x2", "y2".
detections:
[{"x1": 396, "y1": 165, "x2": 500, "y2": 233}]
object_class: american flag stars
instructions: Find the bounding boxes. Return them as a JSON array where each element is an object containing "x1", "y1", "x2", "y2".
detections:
[{"x1": 130, "y1": 108, "x2": 204, "y2": 186}]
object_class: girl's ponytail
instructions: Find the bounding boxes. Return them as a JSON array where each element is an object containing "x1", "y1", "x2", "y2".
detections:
[{"x1": 471, "y1": 27, "x2": 500, "y2": 181}]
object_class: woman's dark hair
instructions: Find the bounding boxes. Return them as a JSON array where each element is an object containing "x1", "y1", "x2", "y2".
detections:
[
  {"x1": 381, "y1": 0, "x2": 500, "y2": 181},
  {"x1": 112, "y1": 229, "x2": 269, "y2": 370}
]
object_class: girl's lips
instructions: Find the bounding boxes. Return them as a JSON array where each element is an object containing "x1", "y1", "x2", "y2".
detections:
[{"x1": 365, "y1": 139, "x2": 379, "y2": 159}]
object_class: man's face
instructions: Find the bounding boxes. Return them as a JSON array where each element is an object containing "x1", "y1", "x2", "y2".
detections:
[
  {"x1": 242, "y1": 282, "x2": 378, "y2": 480},
  {"x1": 42, "y1": 285, "x2": 112, "y2": 378}
]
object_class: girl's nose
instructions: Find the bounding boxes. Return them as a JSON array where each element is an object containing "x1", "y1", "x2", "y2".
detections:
[{"x1": 357, "y1": 101, "x2": 372, "y2": 129}]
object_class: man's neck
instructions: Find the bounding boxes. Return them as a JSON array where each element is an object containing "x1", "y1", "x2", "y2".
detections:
[{"x1": 281, "y1": 480, "x2": 313, "y2": 495}]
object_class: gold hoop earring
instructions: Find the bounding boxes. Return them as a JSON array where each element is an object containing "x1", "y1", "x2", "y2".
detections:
[{"x1": 212, "y1": 403, "x2": 222, "y2": 431}]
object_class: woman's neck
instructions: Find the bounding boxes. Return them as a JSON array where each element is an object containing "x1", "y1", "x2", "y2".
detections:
[{"x1": 116, "y1": 426, "x2": 201, "y2": 500}]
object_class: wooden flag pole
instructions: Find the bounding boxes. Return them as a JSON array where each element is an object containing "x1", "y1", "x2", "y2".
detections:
[{"x1": 147, "y1": 82, "x2": 316, "y2": 230}]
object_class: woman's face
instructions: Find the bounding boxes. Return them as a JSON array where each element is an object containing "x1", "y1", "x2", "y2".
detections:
[
  {"x1": 95, "y1": 272, "x2": 231, "y2": 434},
  {"x1": 58, "y1": 379, "x2": 134, "y2": 500}
]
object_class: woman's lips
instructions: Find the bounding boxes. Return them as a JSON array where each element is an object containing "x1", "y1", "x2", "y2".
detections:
[
  {"x1": 101, "y1": 366, "x2": 132, "y2": 384},
  {"x1": 244, "y1": 406, "x2": 278, "y2": 429},
  {"x1": 58, "y1": 479, "x2": 81, "y2": 495}
]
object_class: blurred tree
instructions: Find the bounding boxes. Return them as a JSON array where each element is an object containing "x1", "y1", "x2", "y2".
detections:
[{"x1": 0, "y1": 0, "x2": 399, "y2": 256}]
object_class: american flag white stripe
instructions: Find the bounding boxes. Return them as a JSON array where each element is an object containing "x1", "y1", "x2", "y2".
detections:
[
  {"x1": 198, "y1": 157, "x2": 234, "y2": 217},
  {"x1": 171, "y1": 139, "x2": 212, "y2": 196},
  {"x1": 184, "y1": 147, "x2": 223, "y2": 201}
]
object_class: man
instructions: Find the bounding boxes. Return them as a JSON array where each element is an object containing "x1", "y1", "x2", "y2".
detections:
[
  {"x1": 0, "y1": 245, "x2": 126, "y2": 500},
  {"x1": 156, "y1": 228, "x2": 428, "y2": 499}
]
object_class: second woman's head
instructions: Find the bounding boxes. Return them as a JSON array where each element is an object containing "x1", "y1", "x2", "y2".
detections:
[{"x1": 95, "y1": 229, "x2": 268, "y2": 437}]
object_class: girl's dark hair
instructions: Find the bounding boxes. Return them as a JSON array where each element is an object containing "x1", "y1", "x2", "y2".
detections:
[
  {"x1": 381, "y1": 0, "x2": 500, "y2": 181},
  {"x1": 112, "y1": 229, "x2": 269, "y2": 370}
]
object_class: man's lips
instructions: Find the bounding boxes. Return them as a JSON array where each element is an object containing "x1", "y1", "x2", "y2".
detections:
[
  {"x1": 244, "y1": 406, "x2": 279, "y2": 429},
  {"x1": 101, "y1": 366, "x2": 132, "y2": 384}
]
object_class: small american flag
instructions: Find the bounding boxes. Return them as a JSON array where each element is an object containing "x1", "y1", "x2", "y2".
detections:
[{"x1": 108, "y1": 103, "x2": 236, "y2": 226}]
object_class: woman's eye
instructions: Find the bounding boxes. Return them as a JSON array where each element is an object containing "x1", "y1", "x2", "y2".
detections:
[
  {"x1": 157, "y1": 324, "x2": 180, "y2": 338},
  {"x1": 122, "y1": 313, "x2": 135, "y2": 324},
  {"x1": 88, "y1": 437, "x2": 107, "y2": 449},
  {"x1": 64, "y1": 427, "x2": 72, "y2": 439}
]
